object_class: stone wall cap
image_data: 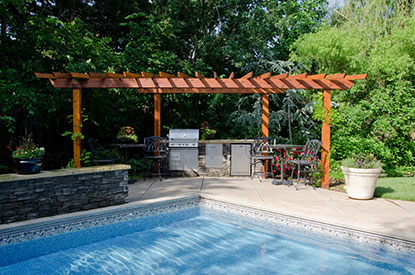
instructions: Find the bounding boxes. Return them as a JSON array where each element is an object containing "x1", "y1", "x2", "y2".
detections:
[{"x1": 0, "y1": 164, "x2": 131, "y2": 183}]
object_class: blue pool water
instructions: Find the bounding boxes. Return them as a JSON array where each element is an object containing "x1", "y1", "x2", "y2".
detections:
[{"x1": 0, "y1": 206, "x2": 414, "y2": 274}]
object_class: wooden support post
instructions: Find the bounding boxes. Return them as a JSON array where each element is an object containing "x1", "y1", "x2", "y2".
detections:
[
  {"x1": 154, "y1": 94, "x2": 161, "y2": 137},
  {"x1": 153, "y1": 94, "x2": 161, "y2": 171},
  {"x1": 321, "y1": 90, "x2": 331, "y2": 188},
  {"x1": 73, "y1": 88, "x2": 82, "y2": 168},
  {"x1": 261, "y1": 94, "x2": 270, "y2": 178},
  {"x1": 261, "y1": 94, "x2": 269, "y2": 137}
]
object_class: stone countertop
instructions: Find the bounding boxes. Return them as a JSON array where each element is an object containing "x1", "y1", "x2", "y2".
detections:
[
  {"x1": 199, "y1": 139, "x2": 254, "y2": 144},
  {"x1": 0, "y1": 164, "x2": 131, "y2": 183}
]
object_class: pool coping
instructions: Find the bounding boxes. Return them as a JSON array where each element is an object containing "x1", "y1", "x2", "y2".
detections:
[{"x1": 1, "y1": 195, "x2": 414, "y2": 253}]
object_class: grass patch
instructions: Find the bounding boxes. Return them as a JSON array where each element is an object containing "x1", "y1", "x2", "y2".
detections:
[
  {"x1": 328, "y1": 173, "x2": 415, "y2": 201},
  {"x1": 374, "y1": 177, "x2": 415, "y2": 201}
]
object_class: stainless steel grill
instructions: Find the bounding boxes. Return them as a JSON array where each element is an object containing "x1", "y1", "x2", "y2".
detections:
[
  {"x1": 168, "y1": 129, "x2": 199, "y2": 148},
  {"x1": 168, "y1": 129, "x2": 199, "y2": 171}
]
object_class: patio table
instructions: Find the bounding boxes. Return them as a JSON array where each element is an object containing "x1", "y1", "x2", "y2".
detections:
[
  {"x1": 267, "y1": 144, "x2": 302, "y2": 185},
  {"x1": 108, "y1": 143, "x2": 146, "y2": 163}
]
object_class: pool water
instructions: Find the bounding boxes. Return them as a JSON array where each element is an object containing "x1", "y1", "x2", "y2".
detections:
[{"x1": 0, "y1": 207, "x2": 414, "y2": 274}]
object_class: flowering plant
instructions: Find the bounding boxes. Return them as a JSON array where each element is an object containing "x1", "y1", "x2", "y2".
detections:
[
  {"x1": 273, "y1": 146, "x2": 304, "y2": 178},
  {"x1": 9, "y1": 136, "x2": 45, "y2": 159},
  {"x1": 117, "y1": 126, "x2": 138, "y2": 143},
  {"x1": 341, "y1": 153, "x2": 383, "y2": 169},
  {"x1": 200, "y1": 121, "x2": 217, "y2": 140}
]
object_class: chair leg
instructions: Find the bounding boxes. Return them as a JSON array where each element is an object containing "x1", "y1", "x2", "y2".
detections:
[
  {"x1": 310, "y1": 171, "x2": 316, "y2": 189},
  {"x1": 164, "y1": 159, "x2": 168, "y2": 179},
  {"x1": 290, "y1": 167, "x2": 295, "y2": 186},
  {"x1": 258, "y1": 161, "x2": 263, "y2": 182},
  {"x1": 158, "y1": 160, "x2": 162, "y2": 181},
  {"x1": 296, "y1": 164, "x2": 300, "y2": 191}
]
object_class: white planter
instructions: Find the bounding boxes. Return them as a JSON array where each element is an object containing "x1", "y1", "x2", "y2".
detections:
[{"x1": 341, "y1": 166, "x2": 382, "y2": 200}]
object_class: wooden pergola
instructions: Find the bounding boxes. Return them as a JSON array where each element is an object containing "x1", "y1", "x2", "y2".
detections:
[{"x1": 35, "y1": 71, "x2": 367, "y2": 188}]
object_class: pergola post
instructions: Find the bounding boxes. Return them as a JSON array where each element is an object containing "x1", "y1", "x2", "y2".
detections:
[
  {"x1": 261, "y1": 94, "x2": 270, "y2": 177},
  {"x1": 154, "y1": 94, "x2": 161, "y2": 136},
  {"x1": 321, "y1": 90, "x2": 331, "y2": 188},
  {"x1": 261, "y1": 94, "x2": 269, "y2": 137},
  {"x1": 73, "y1": 88, "x2": 82, "y2": 168}
]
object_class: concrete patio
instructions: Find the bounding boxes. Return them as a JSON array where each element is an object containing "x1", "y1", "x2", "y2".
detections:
[{"x1": 129, "y1": 176, "x2": 415, "y2": 243}]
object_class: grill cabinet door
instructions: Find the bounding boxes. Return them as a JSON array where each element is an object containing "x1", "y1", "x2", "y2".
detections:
[
  {"x1": 206, "y1": 144, "x2": 223, "y2": 168},
  {"x1": 231, "y1": 144, "x2": 251, "y2": 176},
  {"x1": 169, "y1": 148, "x2": 199, "y2": 171}
]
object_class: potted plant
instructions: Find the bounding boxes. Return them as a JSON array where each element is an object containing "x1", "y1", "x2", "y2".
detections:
[
  {"x1": 341, "y1": 153, "x2": 383, "y2": 199},
  {"x1": 200, "y1": 121, "x2": 217, "y2": 140},
  {"x1": 117, "y1": 126, "x2": 138, "y2": 143},
  {"x1": 10, "y1": 136, "x2": 45, "y2": 174}
]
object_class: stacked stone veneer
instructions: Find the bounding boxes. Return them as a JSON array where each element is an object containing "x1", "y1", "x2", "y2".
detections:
[{"x1": 0, "y1": 165, "x2": 130, "y2": 224}]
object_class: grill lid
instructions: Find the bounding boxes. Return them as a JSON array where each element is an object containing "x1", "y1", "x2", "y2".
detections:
[{"x1": 169, "y1": 129, "x2": 199, "y2": 147}]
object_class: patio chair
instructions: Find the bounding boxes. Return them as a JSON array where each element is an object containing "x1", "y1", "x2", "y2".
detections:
[
  {"x1": 87, "y1": 138, "x2": 120, "y2": 165},
  {"x1": 287, "y1": 139, "x2": 321, "y2": 190},
  {"x1": 143, "y1": 136, "x2": 168, "y2": 181},
  {"x1": 251, "y1": 137, "x2": 274, "y2": 181}
]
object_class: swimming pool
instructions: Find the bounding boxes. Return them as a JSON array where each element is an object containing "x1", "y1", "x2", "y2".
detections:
[{"x1": 1, "y1": 196, "x2": 414, "y2": 274}]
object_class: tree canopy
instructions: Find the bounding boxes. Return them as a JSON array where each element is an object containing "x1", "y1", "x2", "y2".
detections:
[
  {"x1": 291, "y1": 0, "x2": 415, "y2": 168},
  {"x1": 0, "y1": 0, "x2": 328, "y2": 169}
]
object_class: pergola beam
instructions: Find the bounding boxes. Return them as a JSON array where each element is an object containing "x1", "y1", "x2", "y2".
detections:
[
  {"x1": 49, "y1": 78, "x2": 359, "y2": 90},
  {"x1": 138, "y1": 88, "x2": 285, "y2": 94}
]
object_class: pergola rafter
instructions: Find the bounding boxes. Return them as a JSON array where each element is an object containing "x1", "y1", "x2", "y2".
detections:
[{"x1": 35, "y1": 71, "x2": 367, "y2": 188}]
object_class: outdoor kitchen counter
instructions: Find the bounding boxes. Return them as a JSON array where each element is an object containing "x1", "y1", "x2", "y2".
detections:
[{"x1": 199, "y1": 139, "x2": 254, "y2": 144}]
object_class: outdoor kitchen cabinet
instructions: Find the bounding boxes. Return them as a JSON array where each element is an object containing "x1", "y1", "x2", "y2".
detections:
[
  {"x1": 205, "y1": 143, "x2": 223, "y2": 168},
  {"x1": 230, "y1": 144, "x2": 251, "y2": 176},
  {"x1": 169, "y1": 148, "x2": 199, "y2": 171}
]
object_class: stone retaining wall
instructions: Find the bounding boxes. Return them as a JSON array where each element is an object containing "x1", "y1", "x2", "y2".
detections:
[{"x1": 0, "y1": 165, "x2": 130, "y2": 224}]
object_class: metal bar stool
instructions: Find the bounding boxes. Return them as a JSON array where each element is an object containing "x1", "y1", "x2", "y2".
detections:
[
  {"x1": 143, "y1": 136, "x2": 168, "y2": 181},
  {"x1": 251, "y1": 137, "x2": 274, "y2": 181}
]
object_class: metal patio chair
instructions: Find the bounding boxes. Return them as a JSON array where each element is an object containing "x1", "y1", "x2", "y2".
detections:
[
  {"x1": 287, "y1": 139, "x2": 321, "y2": 190},
  {"x1": 251, "y1": 137, "x2": 274, "y2": 181},
  {"x1": 87, "y1": 138, "x2": 120, "y2": 165},
  {"x1": 143, "y1": 136, "x2": 168, "y2": 181}
]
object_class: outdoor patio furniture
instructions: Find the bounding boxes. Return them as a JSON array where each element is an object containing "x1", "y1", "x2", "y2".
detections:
[
  {"x1": 143, "y1": 136, "x2": 168, "y2": 181},
  {"x1": 251, "y1": 137, "x2": 274, "y2": 181},
  {"x1": 87, "y1": 138, "x2": 120, "y2": 165},
  {"x1": 287, "y1": 139, "x2": 321, "y2": 190},
  {"x1": 270, "y1": 143, "x2": 302, "y2": 186},
  {"x1": 108, "y1": 143, "x2": 146, "y2": 164}
]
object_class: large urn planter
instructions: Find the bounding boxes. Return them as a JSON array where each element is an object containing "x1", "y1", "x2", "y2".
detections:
[
  {"x1": 15, "y1": 158, "x2": 43, "y2": 175},
  {"x1": 341, "y1": 166, "x2": 382, "y2": 200}
]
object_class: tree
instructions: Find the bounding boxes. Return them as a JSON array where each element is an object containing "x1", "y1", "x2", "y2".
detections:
[
  {"x1": 0, "y1": 0, "x2": 328, "y2": 169},
  {"x1": 291, "y1": 0, "x2": 415, "y2": 168}
]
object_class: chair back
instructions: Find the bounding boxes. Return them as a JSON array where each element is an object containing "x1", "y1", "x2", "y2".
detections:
[
  {"x1": 144, "y1": 136, "x2": 167, "y2": 154},
  {"x1": 88, "y1": 138, "x2": 102, "y2": 153},
  {"x1": 253, "y1": 137, "x2": 274, "y2": 155},
  {"x1": 301, "y1": 139, "x2": 321, "y2": 161}
]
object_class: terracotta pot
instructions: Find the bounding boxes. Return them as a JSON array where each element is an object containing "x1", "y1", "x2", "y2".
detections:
[{"x1": 341, "y1": 166, "x2": 382, "y2": 200}]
